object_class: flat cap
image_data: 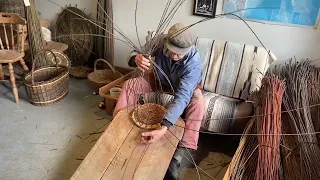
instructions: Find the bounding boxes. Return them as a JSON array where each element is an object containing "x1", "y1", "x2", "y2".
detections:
[{"x1": 165, "y1": 23, "x2": 196, "y2": 55}]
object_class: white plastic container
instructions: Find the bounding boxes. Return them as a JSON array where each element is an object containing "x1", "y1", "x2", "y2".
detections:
[{"x1": 110, "y1": 87, "x2": 122, "y2": 98}]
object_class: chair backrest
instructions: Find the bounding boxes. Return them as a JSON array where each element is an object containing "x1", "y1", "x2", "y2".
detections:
[
  {"x1": 0, "y1": 12, "x2": 26, "y2": 52},
  {"x1": 196, "y1": 38, "x2": 277, "y2": 100}
]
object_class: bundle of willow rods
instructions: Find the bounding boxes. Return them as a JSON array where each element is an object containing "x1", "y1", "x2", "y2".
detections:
[
  {"x1": 95, "y1": 0, "x2": 114, "y2": 63},
  {"x1": 228, "y1": 118, "x2": 258, "y2": 180},
  {"x1": 25, "y1": 0, "x2": 47, "y2": 66},
  {"x1": 228, "y1": 76, "x2": 285, "y2": 180},
  {"x1": 277, "y1": 60, "x2": 320, "y2": 180},
  {"x1": 307, "y1": 67, "x2": 320, "y2": 141},
  {"x1": 255, "y1": 77, "x2": 285, "y2": 180}
]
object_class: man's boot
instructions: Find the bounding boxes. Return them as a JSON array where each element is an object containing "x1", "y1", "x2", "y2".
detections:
[{"x1": 164, "y1": 147, "x2": 197, "y2": 180}]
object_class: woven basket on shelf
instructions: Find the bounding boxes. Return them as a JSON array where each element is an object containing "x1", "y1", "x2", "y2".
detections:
[
  {"x1": 24, "y1": 50, "x2": 69, "y2": 106},
  {"x1": 87, "y1": 59, "x2": 122, "y2": 89}
]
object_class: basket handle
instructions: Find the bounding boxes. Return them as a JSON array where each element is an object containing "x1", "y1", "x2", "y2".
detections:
[
  {"x1": 94, "y1": 59, "x2": 116, "y2": 74},
  {"x1": 31, "y1": 50, "x2": 58, "y2": 85}
]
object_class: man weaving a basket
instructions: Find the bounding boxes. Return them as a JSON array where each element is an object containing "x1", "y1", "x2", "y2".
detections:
[{"x1": 114, "y1": 23, "x2": 205, "y2": 179}]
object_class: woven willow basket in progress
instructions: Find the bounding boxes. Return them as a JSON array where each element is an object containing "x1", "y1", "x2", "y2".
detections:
[{"x1": 131, "y1": 103, "x2": 166, "y2": 130}]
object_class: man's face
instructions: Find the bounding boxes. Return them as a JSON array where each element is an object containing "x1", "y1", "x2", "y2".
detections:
[{"x1": 168, "y1": 50, "x2": 185, "y2": 61}]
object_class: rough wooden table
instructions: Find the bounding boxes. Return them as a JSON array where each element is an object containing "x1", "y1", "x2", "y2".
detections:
[{"x1": 71, "y1": 107, "x2": 185, "y2": 180}]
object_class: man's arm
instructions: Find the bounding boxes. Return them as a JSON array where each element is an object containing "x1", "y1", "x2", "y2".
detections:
[{"x1": 163, "y1": 63, "x2": 202, "y2": 126}]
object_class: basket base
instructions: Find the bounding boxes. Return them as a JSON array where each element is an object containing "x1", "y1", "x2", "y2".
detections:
[{"x1": 29, "y1": 91, "x2": 69, "y2": 106}]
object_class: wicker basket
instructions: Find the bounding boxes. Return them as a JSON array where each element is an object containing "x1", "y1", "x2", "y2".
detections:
[
  {"x1": 24, "y1": 50, "x2": 69, "y2": 106},
  {"x1": 87, "y1": 59, "x2": 122, "y2": 89},
  {"x1": 69, "y1": 66, "x2": 92, "y2": 78}
]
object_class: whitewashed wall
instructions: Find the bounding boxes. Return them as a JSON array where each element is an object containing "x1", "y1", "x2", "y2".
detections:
[
  {"x1": 37, "y1": 0, "x2": 320, "y2": 67},
  {"x1": 36, "y1": 0, "x2": 97, "y2": 23}
]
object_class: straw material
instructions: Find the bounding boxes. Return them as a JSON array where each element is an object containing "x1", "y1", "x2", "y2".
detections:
[
  {"x1": 95, "y1": 0, "x2": 114, "y2": 64},
  {"x1": 25, "y1": 0, "x2": 47, "y2": 66},
  {"x1": 87, "y1": 59, "x2": 122, "y2": 89},
  {"x1": 24, "y1": 50, "x2": 69, "y2": 106}
]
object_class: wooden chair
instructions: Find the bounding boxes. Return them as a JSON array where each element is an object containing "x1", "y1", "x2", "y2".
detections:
[{"x1": 0, "y1": 13, "x2": 29, "y2": 103}]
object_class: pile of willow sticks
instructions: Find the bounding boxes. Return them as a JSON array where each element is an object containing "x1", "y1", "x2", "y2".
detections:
[
  {"x1": 228, "y1": 60, "x2": 320, "y2": 180},
  {"x1": 278, "y1": 60, "x2": 320, "y2": 180},
  {"x1": 26, "y1": 0, "x2": 47, "y2": 65},
  {"x1": 227, "y1": 76, "x2": 285, "y2": 180},
  {"x1": 255, "y1": 77, "x2": 285, "y2": 180},
  {"x1": 95, "y1": 0, "x2": 114, "y2": 63}
]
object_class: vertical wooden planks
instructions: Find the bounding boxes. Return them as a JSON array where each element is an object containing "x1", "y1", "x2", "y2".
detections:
[
  {"x1": 70, "y1": 108, "x2": 135, "y2": 180},
  {"x1": 71, "y1": 107, "x2": 185, "y2": 180}
]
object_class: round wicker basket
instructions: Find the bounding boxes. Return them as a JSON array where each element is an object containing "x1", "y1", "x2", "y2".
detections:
[
  {"x1": 131, "y1": 103, "x2": 165, "y2": 129},
  {"x1": 87, "y1": 59, "x2": 122, "y2": 89},
  {"x1": 56, "y1": 7, "x2": 94, "y2": 66}
]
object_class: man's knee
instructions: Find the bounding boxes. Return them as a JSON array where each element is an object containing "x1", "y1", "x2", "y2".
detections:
[{"x1": 189, "y1": 91, "x2": 205, "y2": 111}]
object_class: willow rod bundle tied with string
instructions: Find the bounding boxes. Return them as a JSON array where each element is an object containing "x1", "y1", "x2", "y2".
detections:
[
  {"x1": 227, "y1": 76, "x2": 285, "y2": 180},
  {"x1": 95, "y1": 0, "x2": 114, "y2": 63},
  {"x1": 255, "y1": 77, "x2": 285, "y2": 180},
  {"x1": 25, "y1": 0, "x2": 47, "y2": 66}
]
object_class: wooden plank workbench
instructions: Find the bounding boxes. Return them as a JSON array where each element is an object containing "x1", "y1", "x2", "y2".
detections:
[{"x1": 71, "y1": 107, "x2": 185, "y2": 180}]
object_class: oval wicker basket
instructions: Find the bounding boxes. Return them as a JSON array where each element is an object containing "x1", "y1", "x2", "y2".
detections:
[
  {"x1": 87, "y1": 59, "x2": 122, "y2": 89},
  {"x1": 24, "y1": 50, "x2": 69, "y2": 106}
]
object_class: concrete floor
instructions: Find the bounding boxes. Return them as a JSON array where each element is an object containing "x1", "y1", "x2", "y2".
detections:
[{"x1": 0, "y1": 78, "x2": 237, "y2": 180}]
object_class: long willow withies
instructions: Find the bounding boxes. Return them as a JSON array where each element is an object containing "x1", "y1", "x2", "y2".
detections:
[
  {"x1": 226, "y1": 76, "x2": 285, "y2": 180},
  {"x1": 279, "y1": 61, "x2": 320, "y2": 180},
  {"x1": 255, "y1": 77, "x2": 285, "y2": 180}
]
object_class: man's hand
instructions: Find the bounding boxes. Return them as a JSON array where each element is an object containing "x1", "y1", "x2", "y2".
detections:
[
  {"x1": 141, "y1": 126, "x2": 168, "y2": 144},
  {"x1": 135, "y1": 54, "x2": 151, "y2": 72}
]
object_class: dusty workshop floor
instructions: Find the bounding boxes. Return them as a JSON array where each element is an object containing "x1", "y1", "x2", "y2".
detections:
[{"x1": 0, "y1": 78, "x2": 238, "y2": 180}]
